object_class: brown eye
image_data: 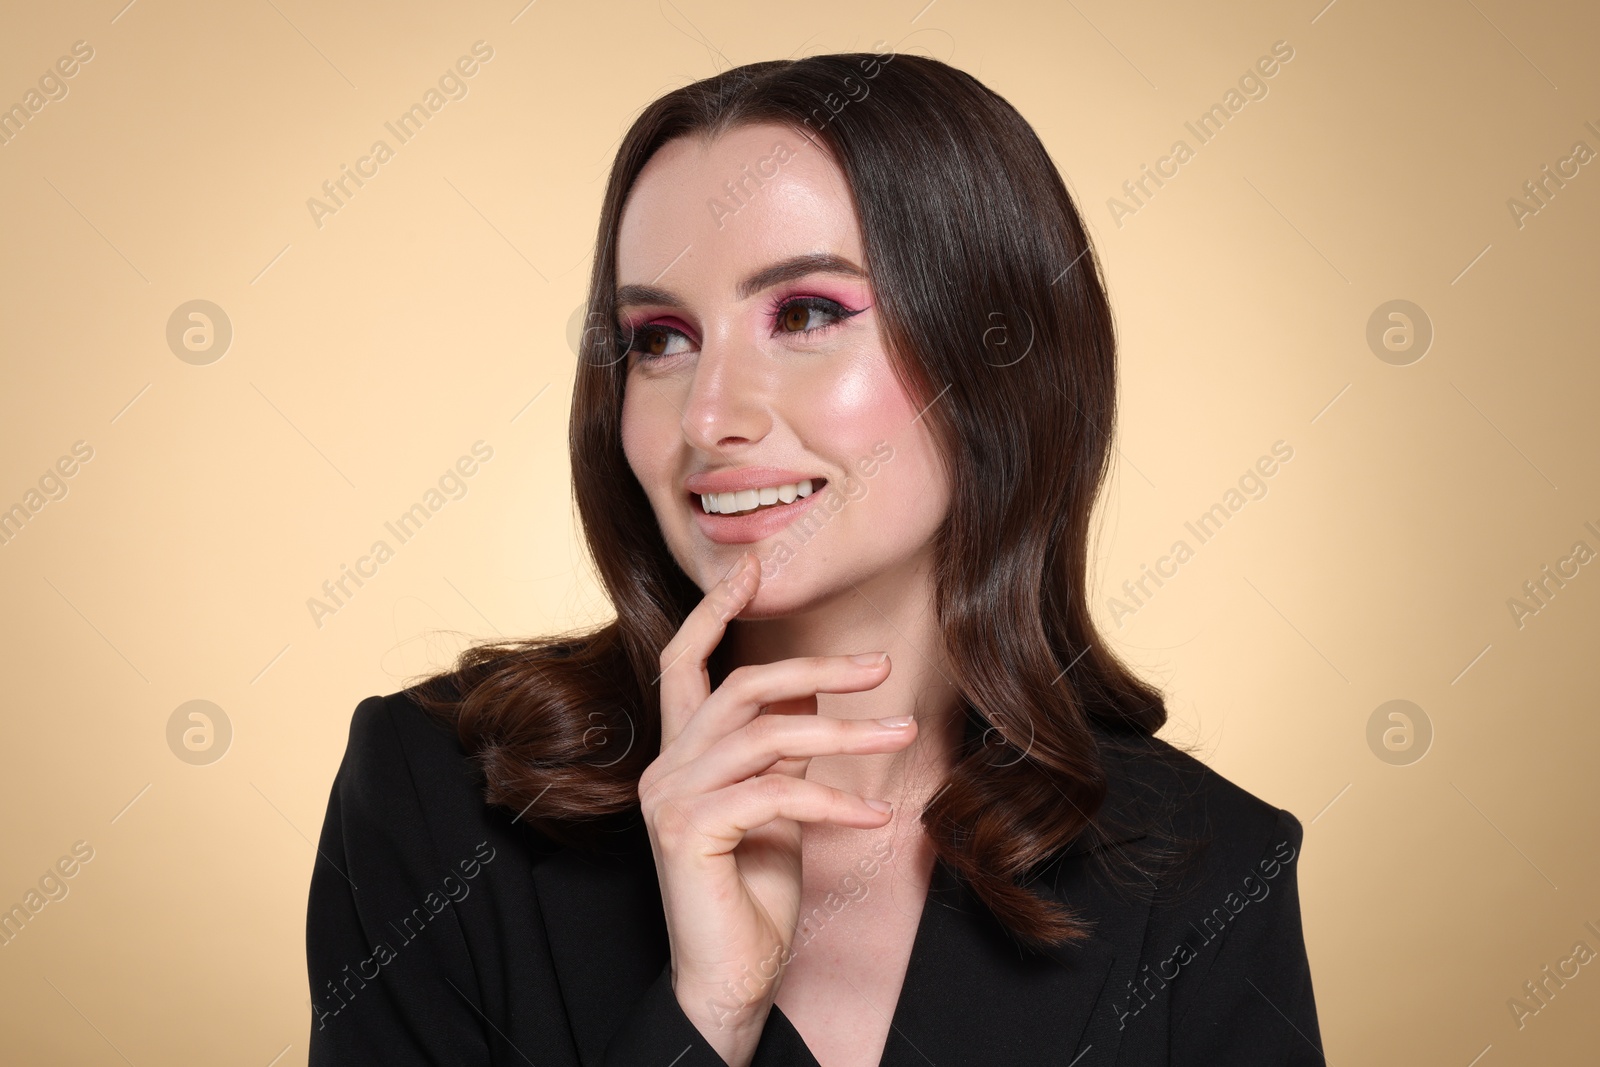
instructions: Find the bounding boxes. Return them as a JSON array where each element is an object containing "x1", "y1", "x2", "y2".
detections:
[
  {"x1": 779, "y1": 303, "x2": 811, "y2": 332},
  {"x1": 771, "y1": 296, "x2": 859, "y2": 339},
  {"x1": 619, "y1": 321, "x2": 691, "y2": 363}
]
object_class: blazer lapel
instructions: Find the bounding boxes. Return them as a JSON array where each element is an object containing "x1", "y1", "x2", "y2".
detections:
[
  {"x1": 529, "y1": 824, "x2": 676, "y2": 1066},
  {"x1": 874, "y1": 852, "x2": 1115, "y2": 1066},
  {"x1": 877, "y1": 740, "x2": 1157, "y2": 1066}
]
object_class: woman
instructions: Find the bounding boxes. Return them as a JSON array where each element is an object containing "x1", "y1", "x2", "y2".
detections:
[{"x1": 306, "y1": 50, "x2": 1324, "y2": 1066}]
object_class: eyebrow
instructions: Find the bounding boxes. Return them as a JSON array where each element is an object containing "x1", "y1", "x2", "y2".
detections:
[{"x1": 614, "y1": 252, "x2": 868, "y2": 310}]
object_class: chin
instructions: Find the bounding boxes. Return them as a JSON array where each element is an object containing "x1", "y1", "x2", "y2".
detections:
[
  {"x1": 750, "y1": 555, "x2": 870, "y2": 616},
  {"x1": 677, "y1": 545, "x2": 832, "y2": 617},
  {"x1": 742, "y1": 574, "x2": 828, "y2": 616}
]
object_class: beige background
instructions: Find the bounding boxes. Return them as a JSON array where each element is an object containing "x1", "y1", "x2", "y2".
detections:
[{"x1": 2, "y1": 0, "x2": 1596, "y2": 1063}]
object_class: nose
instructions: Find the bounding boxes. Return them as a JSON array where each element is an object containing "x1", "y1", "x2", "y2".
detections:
[{"x1": 679, "y1": 329, "x2": 772, "y2": 453}]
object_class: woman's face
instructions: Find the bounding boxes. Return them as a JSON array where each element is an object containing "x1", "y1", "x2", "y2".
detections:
[{"x1": 616, "y1": 121, "x2": 950, "y2": 617}]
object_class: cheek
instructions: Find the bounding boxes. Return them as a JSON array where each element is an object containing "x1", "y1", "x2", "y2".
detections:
[
  {"x1": 805, "y1": 355, "x2": 919, "y2": 449},
  {"x1": 879, "y1": 426, "x2": 948, "y2": 523},
  {"x1": 619, "y1": 381, "x2": 666, "y2": 502},
  {"x1": 810, "y1": 358, "x2": 948, "y2": 520}
]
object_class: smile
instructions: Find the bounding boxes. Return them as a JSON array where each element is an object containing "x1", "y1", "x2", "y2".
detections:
[{"x1": 699, "y1": 478, "x2": 823, "y2": 515}]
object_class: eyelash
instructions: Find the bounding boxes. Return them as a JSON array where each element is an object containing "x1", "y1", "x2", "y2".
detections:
[{"x1": 619, "y1": 295, "x2": 864, "y2": 363}]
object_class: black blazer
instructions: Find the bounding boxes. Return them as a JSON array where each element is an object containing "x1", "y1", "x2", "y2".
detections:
[{"x1": 306, "y1": 683, "x2": 1326, "y2": 1066}]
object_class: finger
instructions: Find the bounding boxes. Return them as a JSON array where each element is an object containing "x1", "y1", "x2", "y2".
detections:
[
  {"x1": 668, "y1": 653, "x2": 892, "y2": 768},
  {"x1": 664, "y1": 775, "x2": 897, "y2": 858},
  {"x1": 657, "y1": 551, "x2": 760, "y2": 751},
  {"x1": 753, "y1": 693, "x2": 818, "y2": 781},
  {"x1": 675, "y1": 712, "x2": 916, "y2": 795}
]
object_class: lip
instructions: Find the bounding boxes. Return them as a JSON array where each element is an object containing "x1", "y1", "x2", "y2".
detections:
[{"x1": 685, "y1": 467, "x2": 827, "y2": 495}]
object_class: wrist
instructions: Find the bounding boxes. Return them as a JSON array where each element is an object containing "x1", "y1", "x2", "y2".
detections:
[{"x1": 673, "y1": 981, "x2": 772, "y2": 1067}]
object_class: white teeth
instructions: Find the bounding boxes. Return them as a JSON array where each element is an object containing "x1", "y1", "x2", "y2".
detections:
[{"x1": 701, "y1": 479, "x2": 817, "y2": 515}]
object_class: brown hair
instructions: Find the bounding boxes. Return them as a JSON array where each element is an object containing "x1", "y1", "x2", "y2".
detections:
[{"x1": 414, "y1": 49, "x2": 1183, "y2": 949}]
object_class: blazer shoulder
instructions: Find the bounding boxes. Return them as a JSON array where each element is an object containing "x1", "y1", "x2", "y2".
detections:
[
  {"x1": 1097, "y1": 735, "x2": 1324, "y2": 1062},
  {"x1": 333, "y1": 670, "x2": 572, "y2": 861},
  {"x1": 340, "y1": 640, "x2": 585, "y2": 791},
  {"x1": 1099, "y1": 729, "x2": 1302, "y2": 882},
  {"x1": 331, "y1": 672, "x2": 520, "y2": 846},
  {"x1": 338, "y1": 674, "x2": 473, "y2": 792}
]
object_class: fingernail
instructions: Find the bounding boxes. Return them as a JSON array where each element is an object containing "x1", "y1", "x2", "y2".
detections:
[
  {"x1": 722, "y1": 553, "x2": 751, "y2": 582},
  {"x1": 864, "y1": 799, "x2": 893, "y2": 813},
  {"x1": 876, "y1": 716, "x2": 914, "y2": 728},
  {"x1": 851, "y1": 652, "x2": 888, "y2": 665}
]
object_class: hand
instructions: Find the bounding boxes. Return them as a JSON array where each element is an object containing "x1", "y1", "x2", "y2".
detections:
[{"x1": 636, "y1": 551, "x2": 917, "y2": 1065}]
